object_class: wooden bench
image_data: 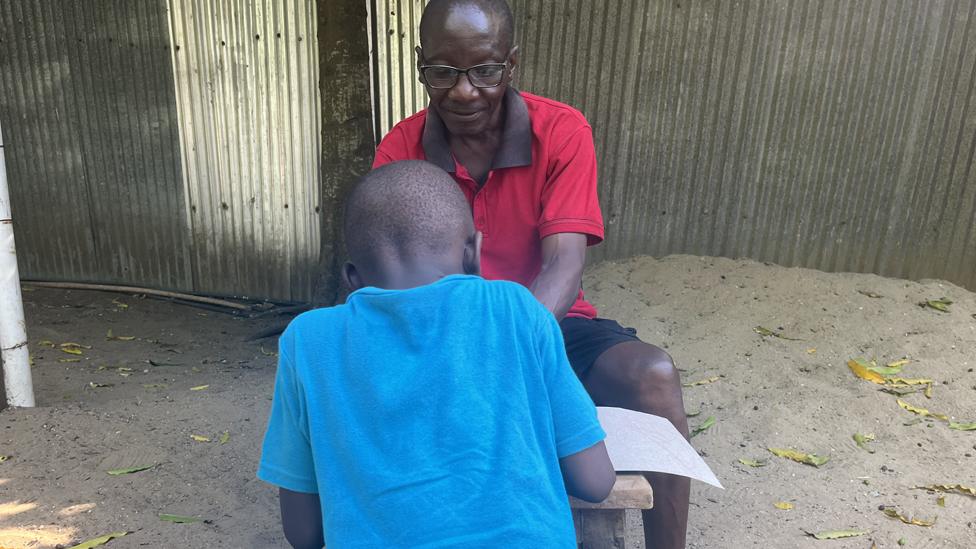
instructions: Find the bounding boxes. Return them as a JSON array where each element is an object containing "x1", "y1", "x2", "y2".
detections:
[{"x1": 570, "y1": 474, "x2": 653, "y2": 549}]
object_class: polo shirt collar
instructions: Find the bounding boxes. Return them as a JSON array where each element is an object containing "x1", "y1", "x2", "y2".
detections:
[{"x1": 422, "y1": 87, "x2": 533, "y2": 174}]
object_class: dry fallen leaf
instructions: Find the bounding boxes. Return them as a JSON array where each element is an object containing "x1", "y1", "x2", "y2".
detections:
[
  {"x1": 769, "y1": 447, "x2": 830, "y2": 467},
  {"x1": 106, "y1": 329, "x2": 136, "y2": 341},
  {"x1": 848, "y1": 359, "x2": 886, "y2": 384},
  {"x1": 189, "y1": 385, "x2": 209, "y2": 391},
  {"x1": 683, "y1": 376, "x2": 720, "y2": 387},
  {"x1": 804, "y1": 530, "x2": 867, "y2": 540},
  {"x1": 914, "y1": 484, "x2": 976, "y2": 498},
  {"x1": 881, "y1": 506, "x2": 936, "y2": 527},
  {"x1": 897, "y1": 399, "x2": 949, "y2": 422},
  {"x1": 753, "y1": 326, "x2": 801, "y2": 340},
  {"x1": 107, "y1": 464, "x2": 155, "y2": 476}
]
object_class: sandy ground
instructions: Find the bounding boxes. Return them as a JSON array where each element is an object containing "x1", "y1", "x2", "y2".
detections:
[{"x1": 1, "y1": 254, "x2": 974, "y2": 549}]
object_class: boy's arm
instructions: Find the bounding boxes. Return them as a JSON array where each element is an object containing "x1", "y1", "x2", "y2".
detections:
[
  {"x1": 560, "y1": 440, "x2": 616, "y2": 503},
  {"x1": 279, "y1": 488, "x2": 324, "y2": 549},
  {"x1": 530, "y1": 293, "x2": 614, "y2": 502}
]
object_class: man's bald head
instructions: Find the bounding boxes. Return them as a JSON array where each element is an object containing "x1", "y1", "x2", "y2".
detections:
[
  {"x1": 420, "y1": 0, "x2": 515, "y2": 53},
  {"x1": 344, "y1": 161, "x2": 474, "y2": 275}
]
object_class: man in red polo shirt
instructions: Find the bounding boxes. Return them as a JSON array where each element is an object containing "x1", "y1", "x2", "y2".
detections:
[{"x1": 373, "y1": 1, "x2": 690, "y2": 547}]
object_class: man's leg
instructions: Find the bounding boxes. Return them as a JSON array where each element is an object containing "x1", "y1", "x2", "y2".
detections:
[{"x1": 582, "y1": 341, "x2": 690, "y2": 549}]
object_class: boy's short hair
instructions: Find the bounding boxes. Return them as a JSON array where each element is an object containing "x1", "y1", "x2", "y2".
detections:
[{"x1": 344, "y1": 160, "x2": 472, "y2": 268}]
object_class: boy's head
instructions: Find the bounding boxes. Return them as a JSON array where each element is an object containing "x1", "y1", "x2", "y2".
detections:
[{"x1": 342, "y1": 160, "x2": 481, "y2": 290}]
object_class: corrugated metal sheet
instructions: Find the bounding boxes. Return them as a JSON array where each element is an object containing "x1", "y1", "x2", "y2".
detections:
[
  {"x1": 512, "y1": 0, "x2": 976, "y2": 290},
  {"x1": 369, "y1": 0, "x2": 427, "y2": 139},
  {"x1": 0, "y1": 0, "x2": 191, "y2": 289},
  {"x1": 373, "y1": 1, "x2": 976, "y2": 291},
  {"x1": 167, "y1": 0, "x2": 321, "y2": 301}
]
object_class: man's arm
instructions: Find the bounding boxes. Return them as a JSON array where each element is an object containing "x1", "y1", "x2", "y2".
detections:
[
  {"x1": 560, "y1": 440, "x2": 616, "y2": 502},
  {"x1": 529, "y1": 232, "x2": 587, "y2": 321},
  {"x1": 279, "y1": 488, "x2": 324, "y2": 549}
]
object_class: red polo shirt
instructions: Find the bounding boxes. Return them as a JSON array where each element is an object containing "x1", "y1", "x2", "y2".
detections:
[{"x1": 373, "y1": 90, "x2": 604, "y2": 318}]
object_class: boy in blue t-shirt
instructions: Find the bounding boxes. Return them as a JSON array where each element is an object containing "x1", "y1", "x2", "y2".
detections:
[{"x1": 257, "y1": 160, "x2": 614, "y2": 548}]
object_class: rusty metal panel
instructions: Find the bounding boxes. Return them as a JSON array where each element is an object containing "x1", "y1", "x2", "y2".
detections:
[
  {"x1": 167, "y1": 0, "x2": 321, "y2": 301},
  {"x1": 505, "y1": 0, "x2": 976, "y2": 291},
  {"x1": 369, "y1": 0, "x2": 427, "y2": 140},
  {"x1": 0, "y1": 0, "x2": 191, "y2": 289}
]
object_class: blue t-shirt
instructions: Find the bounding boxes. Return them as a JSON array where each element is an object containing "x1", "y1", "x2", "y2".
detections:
[{"x1": 257, "y1": 274, "x2": 604, "y2": 548}]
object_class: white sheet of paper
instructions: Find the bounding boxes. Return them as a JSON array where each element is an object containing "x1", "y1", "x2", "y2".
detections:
[{"x1": 597, "y1": 407, "x2": 723, "y2": 489}]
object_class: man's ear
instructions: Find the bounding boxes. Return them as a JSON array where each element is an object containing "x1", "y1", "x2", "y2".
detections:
[
  {"x1": 507, "y1": 46, "x2": 520, "y2": 80},
  {"x1": 463, "y1": 231, "x2": 483, "y2": 276},
  {"x1": 416, "y1": 46, "x2": 425, "y2": 82},
  {"x1": 341, "y1": 262, "x2": 364, "y2": 292}
]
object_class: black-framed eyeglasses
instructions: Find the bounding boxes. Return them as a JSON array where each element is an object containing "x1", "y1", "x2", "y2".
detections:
[{"x1": 419, "y1": 63, "x2": 508, "y2": 89}]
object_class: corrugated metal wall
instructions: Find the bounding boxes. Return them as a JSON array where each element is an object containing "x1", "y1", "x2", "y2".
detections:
[
  {"x1": 0, "y1": 0, "x2": 322, "y2": 301},
  {"x1": 168, "y1": 0, "x2": 321, "y2": 301},
  {"x1": 369, "y1": 0, "x2": 427, "y2": 140},
  {"x1": 0, "y1": 0, "x2": 191, "y2": 289},
  {"x1": 373, "y1": 1, "x2": 976, "y2": 291}
]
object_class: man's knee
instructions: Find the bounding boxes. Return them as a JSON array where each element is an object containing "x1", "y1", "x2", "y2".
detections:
[
  {"x1": 633, "y1": 346, "x2": 681, "y2": 391},
  {"x1": 606, "y1": 344, "x2": 681, "y2": 396}
]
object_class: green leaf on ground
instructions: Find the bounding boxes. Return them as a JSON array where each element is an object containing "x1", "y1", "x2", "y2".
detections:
[
  {"x1": 690, "y1": 416, "x2": 716, "y2": 438},
  {"x1": 66, "y1": 531, "x2": 129, "y2": 548},
  {"x1": 948, "y1": 421, "x2": 976, "y2": 431},
  {"x1": 920, "y1": 297, "x2": 952, "y2": 312},
  {"x1": 159, "y1": 513, "x2": 204, "y2": 524},
  {"x1": 219, "y1": 431, "x2": 230, "y2": 444},
  {"x1": 853, "y1": 433, "x2": 876, "y2": 453},
  {"x1": 737, "y1": 458, "x2": 767, "y2": 467}
]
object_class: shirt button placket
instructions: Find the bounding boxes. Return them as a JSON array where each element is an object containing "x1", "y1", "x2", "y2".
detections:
[{"x1": 474, "y1": 192, "x2": 488, "y2": 235}]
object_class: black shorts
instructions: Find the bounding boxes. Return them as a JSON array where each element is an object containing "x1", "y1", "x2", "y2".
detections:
[{"x1": 559, "y1": 317, "x2": 642, "y2": 378}]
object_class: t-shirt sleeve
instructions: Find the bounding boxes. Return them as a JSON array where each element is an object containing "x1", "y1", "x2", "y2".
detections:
[
  {"x1": 538, "y1": 125, "x2": 605, "y2": 246},
  {"x1": 256, "y1": 344, "x2": 318, "y2": 493},
  {"x1": 535, "y1": 304, "x2": 606, "y2": 458}
]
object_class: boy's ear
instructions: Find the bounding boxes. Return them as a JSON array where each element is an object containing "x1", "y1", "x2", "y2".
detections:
[
  {"x1": 341, "y1": 262, "x2": 364, "y2": 292},
  {"x1": 463, "y1": 231, "x2": 483, "y2": 276}
]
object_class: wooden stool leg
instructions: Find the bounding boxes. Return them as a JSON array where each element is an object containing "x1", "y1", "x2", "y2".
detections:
[{"x1": 576, "y1": 509, "x2": 626, "y2": 549}]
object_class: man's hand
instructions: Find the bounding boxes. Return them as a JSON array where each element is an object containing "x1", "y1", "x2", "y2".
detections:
[{"x1": 529, "y1": 233, "x2": 587, "y2": 320}]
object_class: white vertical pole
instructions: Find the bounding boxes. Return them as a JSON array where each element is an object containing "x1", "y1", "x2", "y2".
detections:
[{"x1": 0, "y1": 120, "x2": 35, "y2": 407}]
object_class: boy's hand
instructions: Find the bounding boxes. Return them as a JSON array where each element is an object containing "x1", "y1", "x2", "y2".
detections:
[
  {"x1": 280, "y1": 488, "x2": 324, "y2": 549},
  {"x1": 560, "y1": 440, "x2": 615, "y2": 502}
]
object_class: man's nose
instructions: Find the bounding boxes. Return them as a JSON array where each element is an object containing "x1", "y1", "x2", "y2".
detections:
[{"x1": 447, "y1": 72, "x2": 480, "y2": 102}]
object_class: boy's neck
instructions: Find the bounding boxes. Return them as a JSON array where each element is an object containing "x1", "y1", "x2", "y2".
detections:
[{"x1": 366, "y1": 258, "x2": 468, "y2": 290}]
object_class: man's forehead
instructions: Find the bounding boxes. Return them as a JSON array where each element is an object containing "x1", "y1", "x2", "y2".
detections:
[{"x1": 421, "y1": 4, "x2": 505, "y2": 47}]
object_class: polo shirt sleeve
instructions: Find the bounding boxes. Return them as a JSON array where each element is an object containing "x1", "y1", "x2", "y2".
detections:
[
  {"x1": 373, "y1": 125, "x2": 409, "y2": 168},
  {"x1": 538, "y1": 125, "x2": 605, "y2": 246},
  {"x1": 535, "y1": 304, "x2": 606, "y2": 458},
  {"x1": 256, "y1": 343, "x2": 318, "y2": 494}
]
